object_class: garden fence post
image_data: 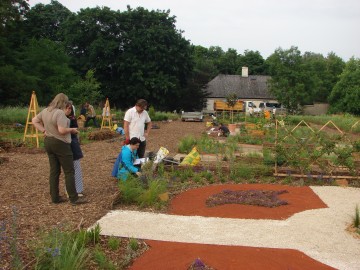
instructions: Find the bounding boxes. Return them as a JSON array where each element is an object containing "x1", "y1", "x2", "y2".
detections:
[
  {"x1": 23, "y1": 91, "x2": 41, "y2": 148},
  {"x1": 101, "y1": 98, "x2": 112, "y2": 130}
]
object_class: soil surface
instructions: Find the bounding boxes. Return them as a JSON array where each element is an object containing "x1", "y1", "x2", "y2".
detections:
[{"x1": 0, "y1": 119, "x2": 352, "y2": 269}]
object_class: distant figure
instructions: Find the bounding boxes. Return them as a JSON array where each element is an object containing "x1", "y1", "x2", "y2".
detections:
[
  {"x1": 218, "y1": 123, "x2": 230, "y2": 137},
  {"x1": 84, "y1": 102, "x2": 99, "y2": 127},
  {"x1": 272, "y1": 107, "x2": 277, "y2": 119},
  {"x1": 80, "y1": 104, "x2": 87, "y2": 118},
  {"x1": 102, "y1": 103, "x2": 110, "y2": 117},
  {"x1": 249, "y1": 106, "x2": 254, "y2": 117}
]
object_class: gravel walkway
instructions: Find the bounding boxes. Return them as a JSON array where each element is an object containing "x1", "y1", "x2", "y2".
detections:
[{"x1": 96, "y1": 186, "x2": 360, "y2": 270}]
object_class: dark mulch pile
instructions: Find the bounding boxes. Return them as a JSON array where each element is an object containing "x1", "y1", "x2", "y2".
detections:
[{"x1": 206, "y1": 189, "x2": 289, "y2": 208}]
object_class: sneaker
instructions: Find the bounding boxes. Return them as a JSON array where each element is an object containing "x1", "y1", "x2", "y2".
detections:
[
  {"x1": 78, "y1": 193, "x2": 84, "y2": 197},
  {"x1": 53, "y1": 196, "x2": 67, "y2": 204},
  {"x1": 70, "y1": 197, "x2": 88, "y2": 206}
]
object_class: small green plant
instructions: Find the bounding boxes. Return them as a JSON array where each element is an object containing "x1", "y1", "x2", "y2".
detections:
[
  {"x1": 128, "y1": 238, "x2": 139, "y2": 251},
  {"x1": 138, "y1": 179, "x2": 167, "y2": 207},
  {"x1": 354, "y1": 205, "x2": 360, "y2": 229},
  {"x1": 93, "y1": 247, "x2": 117, "y2": 270},
  {"x1": 107, "y1": 236, "x2": 121, "y2": 251},
  {"x1": 178, "y1": 135, "x2": 197, "y2": 153},
  {"x1": 87, "y1": 223, "x2": 101, "y2": 245}
]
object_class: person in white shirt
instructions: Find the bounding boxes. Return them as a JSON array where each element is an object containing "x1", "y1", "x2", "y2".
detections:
[{"x1": 123, "y1": 99, "x2": 152, "y2": 158}]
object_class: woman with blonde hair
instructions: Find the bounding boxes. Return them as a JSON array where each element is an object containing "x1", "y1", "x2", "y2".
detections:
[{"x1": 32, "y1": 93, "x2": 87, "y2": 205}]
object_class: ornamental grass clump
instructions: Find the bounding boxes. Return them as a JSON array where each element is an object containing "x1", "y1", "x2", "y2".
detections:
[{"x1": 206, "y1": 189, "x2": 289, "y2": 208}]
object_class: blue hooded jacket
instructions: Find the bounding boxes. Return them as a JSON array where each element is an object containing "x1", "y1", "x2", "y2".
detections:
[{"x1": 112, "y1": 145, "x2": 139, "y2": 181}]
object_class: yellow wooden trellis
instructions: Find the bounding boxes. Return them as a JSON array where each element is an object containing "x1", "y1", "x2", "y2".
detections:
[
  {"x1": 101, "y1": 98, "x2": 112, "y2": 130},
  {"x1": 23, "y1": 91, "x2": 41, "y2": 148}
]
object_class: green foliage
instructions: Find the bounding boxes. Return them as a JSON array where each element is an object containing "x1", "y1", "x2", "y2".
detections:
[
  {"x1": 93, "y1": 248, "x2": 117, "y2": 270},
  {"x1": 178, "y1": 135, "x2": 197, "y2": 153},
  {"x1": 128, "y1": 238, "x2": 139, "y2": 251},
  {"x1": 67, "y1": 69, "x2": 102, "y2": 105},
  {"x1": 118, "y1": 176, "x2": 168, "y2": 207},
  {"x1": 329, "y1": 58, "x2": 360, "y2": 115},
  {"x1": 107, "y1": 236, "x2": 121, "y2": 251},
  {"x1": 87, "y1": 223, "x2": 101, "y2": 245},
  {"x1": 354, "y1": 205, "x2": 360, "y2": 228},
  {"x1": 138, "y1": 179, "x2": 167, "y2": 207},
  {"x1": 33, "y1": 227, "x2": 91, "y2": 270}
]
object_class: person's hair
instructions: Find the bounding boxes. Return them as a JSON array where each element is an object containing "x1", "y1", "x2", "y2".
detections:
[
  {"x1": 48, "y1": 93, "x2": 69, "y2": 112},
  {"x1": 136, "y1": 99, "x2": 148, "y2": 109},
  {"x1": 65, "y1": 101, "x2": 75, "y2": 117},
  {"x1": 130, "y1": 137, "x2": 141, "y2": 145}
]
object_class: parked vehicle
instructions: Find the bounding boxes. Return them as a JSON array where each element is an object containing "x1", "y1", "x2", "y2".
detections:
[
  {"x1": 259, "y1": 102, "x2": 286, "y2": 115},
  {"x1": 181, "y1": 111, "x2": 204, "y2": 122}
]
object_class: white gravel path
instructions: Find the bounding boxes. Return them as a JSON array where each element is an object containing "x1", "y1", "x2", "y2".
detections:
[{"x1": 96, "y1": 186, "x2": 360, "y2": 270}]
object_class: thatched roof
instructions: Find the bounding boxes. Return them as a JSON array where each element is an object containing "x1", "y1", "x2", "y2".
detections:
[{"x1": 206, "y1": 74, "x2": 273, "y2": 99}]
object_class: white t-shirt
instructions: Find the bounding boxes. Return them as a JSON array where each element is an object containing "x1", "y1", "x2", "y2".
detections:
[{"x1": 124, "y1": 106, "x2": 151, "y2": 141}]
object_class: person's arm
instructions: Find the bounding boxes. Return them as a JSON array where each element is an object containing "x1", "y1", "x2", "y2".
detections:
[
  {"x1": 122, "y1": 148, "x2": 139, "y2": 173},
  {"x1": 144, "y1": 121, "x2": 152, "y2": 137},
  {"x1": 124, "y1": 120, "x2": 130, "y2": 140},
  {"x1": 58, "y1": 125, "x2": 78, "y2": 135},
  {"x1": 32, "y1": 116, "x2": 46, "y2": 134}
]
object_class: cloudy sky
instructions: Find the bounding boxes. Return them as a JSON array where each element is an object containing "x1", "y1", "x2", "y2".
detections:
[{"x1": 28, "y1": 0, "x2": 360, "y2": 61}]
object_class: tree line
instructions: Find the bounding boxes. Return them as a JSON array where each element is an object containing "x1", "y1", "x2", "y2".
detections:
[{"x1": 1, "y1": 0, "x2": 359, "y2": 114}]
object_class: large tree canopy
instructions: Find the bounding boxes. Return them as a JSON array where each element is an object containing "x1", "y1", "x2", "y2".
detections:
[
  {"x1": 328, "y1": 58, "x2": 360, "y2": 115},
  {"x1": 62, "y1": 6, "x2": 193, "y2": 111}
]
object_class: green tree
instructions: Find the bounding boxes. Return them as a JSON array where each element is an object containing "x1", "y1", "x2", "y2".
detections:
[
  {"x1": 68, "y1": 69, "x2": 102, "y2": 105},
  {"x1": 22, "y1": 0, "x2": 72, "y2": 42},
  {"x1": 328, "y1": 58, "x2": 360, "y2": 115},
  {"x1": 63, "y1": 6, "x2": 193, "y2": 111},
  {"x1": 237, "y1": 50, "x2": 267, "y2": 75},
  {"x1": 266, "y1": 46, "x2": 312, "y2": 113},
  {"x1": 218, "y1": 48, "x2": 239, "y2": 74},
  {"x1": 18, "y1": 38, "x2": 78, "y2": 105}
]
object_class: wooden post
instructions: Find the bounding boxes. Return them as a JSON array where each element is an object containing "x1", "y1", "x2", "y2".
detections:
[
  {"x1": 23, "y1": 91, "x2": 41, "y2": 148},
  {"x1": 101, "y1": 98, "x2": 112, "y2": 130}
]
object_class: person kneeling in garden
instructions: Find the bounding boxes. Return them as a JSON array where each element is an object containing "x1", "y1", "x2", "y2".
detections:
[{"x1": 112, "y1": 137, "x2": 142, "y2": 181}]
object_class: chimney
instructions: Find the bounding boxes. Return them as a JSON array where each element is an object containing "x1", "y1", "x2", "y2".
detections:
[{"x1": 242, "y1": 67, "x2": 248, "y2": 77}]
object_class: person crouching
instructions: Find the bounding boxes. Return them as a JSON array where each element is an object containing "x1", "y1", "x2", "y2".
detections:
[{"x1": 117, "y1": 137, "x2": 142, "y2": 181}]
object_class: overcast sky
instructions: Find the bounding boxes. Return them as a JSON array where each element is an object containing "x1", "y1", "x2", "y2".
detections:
[{"x1": 28, "y1": 0, "x2": 360, "y2": 61}]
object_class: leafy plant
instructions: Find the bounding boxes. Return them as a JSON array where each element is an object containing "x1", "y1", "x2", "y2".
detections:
[
  {"x1": 128, "y1": 238, "x2": 139, "y2": 251},
  {"x1": 93, "y1": 247, "x2": 117, "y2": 270},
  {"x1": 107, "y1": 236, "x2": 121, "y2": 251}
]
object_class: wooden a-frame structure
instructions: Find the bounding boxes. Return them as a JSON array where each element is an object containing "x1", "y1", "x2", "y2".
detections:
[
  {"x1": 23, "y1": 91, "x2": 41, "y2": 147},
  {"x1": 101, "y1": 98, "x2": 112, "y2": 130}
]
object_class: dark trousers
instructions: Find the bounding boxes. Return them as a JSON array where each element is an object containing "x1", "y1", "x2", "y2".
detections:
[
  {"x1": 44, "y1": 137, "x2": 78, "y2": 203},
  {"x1": 138, "y1": 140, "x2": 147, "y2": 158},
  {"x1": 85, "y1": 116, "x2": 98, "y2": 127}
]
